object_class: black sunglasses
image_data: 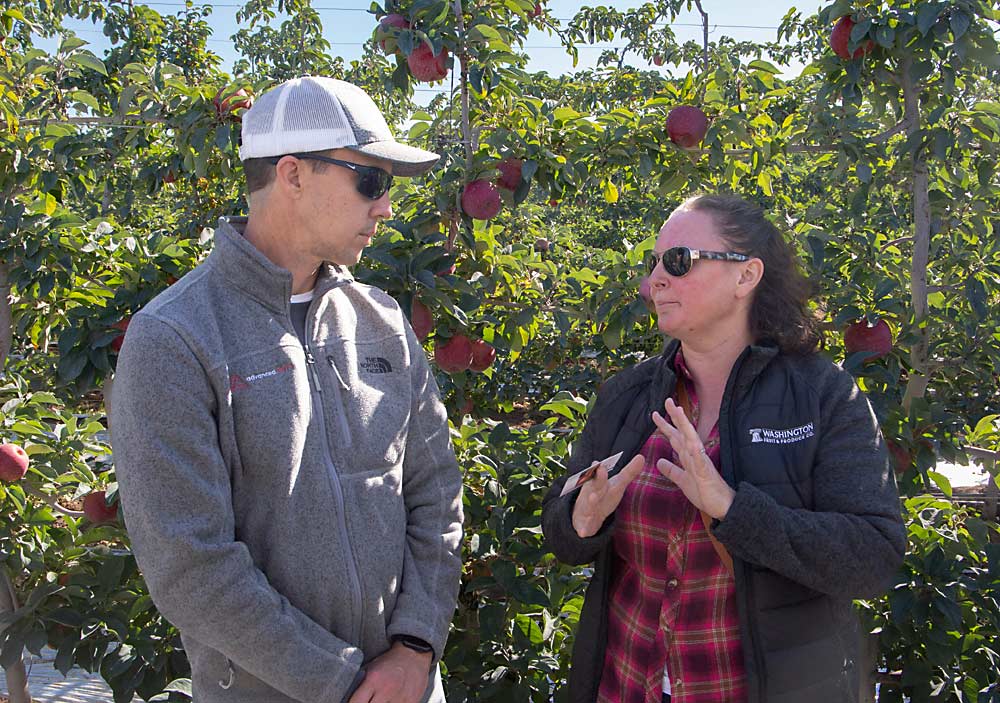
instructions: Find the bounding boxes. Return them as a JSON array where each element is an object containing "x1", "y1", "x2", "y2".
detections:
[
  {"x1": 646, "y1": 246, "x2": 751, "y2": 277},
  {"x1": 269, "y1": 153, "x2": 393, "y2": 200}
]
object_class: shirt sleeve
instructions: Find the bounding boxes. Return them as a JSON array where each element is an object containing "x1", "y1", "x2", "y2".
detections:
[
  {"x1": 712, "y1": 362, "x2": 906, "y2": 599},
  {"x1": 384, "y1": 323, "x2": 464, "y2": 661},
  {"x1": 541, "y1": 389, "x2": 618, "y2": 566}
]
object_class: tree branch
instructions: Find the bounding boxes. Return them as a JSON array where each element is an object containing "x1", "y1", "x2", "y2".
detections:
[
  {"x1": 0, "y1": 569, "x2": 32, "y2": 703},
  {"x1": 692, "y1": 0, "x2": 709, "y2": 74},
  {"x1": 26, "y1": 485, "x2": 86, "y2": 519},
  {"x1": 0, "y1": 261, "x2": 12, "y2": 371}
]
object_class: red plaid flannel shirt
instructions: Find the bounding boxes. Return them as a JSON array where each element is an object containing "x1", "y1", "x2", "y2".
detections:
[{"x1": 596, "y1": 353, "x2": 747, "y2": 703}]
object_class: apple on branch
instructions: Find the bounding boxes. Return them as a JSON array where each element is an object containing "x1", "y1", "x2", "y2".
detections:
[
  {"x1": 435, "y1": 334, "x2": 474, "y2": 374},
  {"x1": 830, "y1": 15, "x2": 875, "y2": 61},
  {"x1": 844, "y1": 318, "x2": 893, "y2": 361},
  {"x1": 461, "y1": 179, "x2": 502, "y2": 220},
  {"x1": 667, "y1": 105, "x2": 709, "y2": 149},
  {"x1": 0, "y1": 443, "x2": 29, "y2": 483},
  {"x1": 407, "y1": 43, "x2": 449, "y2": 83},
  {"x1": 83, "y1": 490, "x2": 119, "y2": 525}
]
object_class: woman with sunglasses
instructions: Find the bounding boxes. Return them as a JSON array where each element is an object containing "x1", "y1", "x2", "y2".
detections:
[{"x1": 542, "y1": 194, "x2": 905, "y2": 703}]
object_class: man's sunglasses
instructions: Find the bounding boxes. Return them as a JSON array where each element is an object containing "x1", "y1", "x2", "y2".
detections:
[
  {"x1": 268, "y1": 153, "x2": 393, "y2": 200},
  {"x1": 646, "y1": 246, "x2": 751, "y2": 277}
]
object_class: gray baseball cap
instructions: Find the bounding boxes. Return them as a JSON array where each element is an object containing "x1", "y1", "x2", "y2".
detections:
[{"x1": 239, "y1": 76, "x2": 440, "y2": 177}]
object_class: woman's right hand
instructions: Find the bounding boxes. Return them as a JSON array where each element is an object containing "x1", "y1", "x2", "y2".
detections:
[{"x1": 570, "y1": 454, "x2": 646, "y2": 538}]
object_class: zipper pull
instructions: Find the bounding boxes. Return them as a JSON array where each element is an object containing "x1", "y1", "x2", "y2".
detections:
[{"x1": 303, "y1": 344, "x2": 322, "y2": 391}]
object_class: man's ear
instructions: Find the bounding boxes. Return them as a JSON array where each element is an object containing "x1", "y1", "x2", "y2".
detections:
[
  {"x1": 735, "y1": 258, "x2": 764, "y2": 299},
  {"x1": 273, "y1": 156, "x2": 304, "y2": 196}
]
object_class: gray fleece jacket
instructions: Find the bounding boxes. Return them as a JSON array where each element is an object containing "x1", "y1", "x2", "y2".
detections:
[{"x1": 110, "y1": 218, "x2": 464, "y2": 703}]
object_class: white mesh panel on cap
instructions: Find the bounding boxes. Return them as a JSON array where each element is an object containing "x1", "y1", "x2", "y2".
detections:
[
  {"x1": 282, "y1": 78, "x2": 352, "y2": 135},
  {"x1": 239, "y1": 75, "x2": 439, "y2": 171}
]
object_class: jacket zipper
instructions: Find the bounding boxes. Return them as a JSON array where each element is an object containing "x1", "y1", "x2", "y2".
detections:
[{"x1": 302, "y1": 308, "x2": 365, "y2": 646}]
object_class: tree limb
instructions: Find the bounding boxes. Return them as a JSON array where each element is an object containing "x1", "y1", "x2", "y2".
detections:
[
  {"x1": 692, "y1": 0, "x2": 709, "y2": 73},
  {"x1": 0, "y1": 260, "x2": 12, "y2": 371},
  {"x1": 0, "y1": 569, "x2": 32, "y2": 703}
]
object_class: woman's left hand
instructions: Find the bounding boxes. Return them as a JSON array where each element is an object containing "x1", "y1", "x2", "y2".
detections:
[{"x1": 652, "y1": 397, "x2": 736, "y2": 520}]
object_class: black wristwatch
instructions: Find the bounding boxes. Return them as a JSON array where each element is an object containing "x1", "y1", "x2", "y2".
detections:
[{"x1": 393, "y1": 634, "x2": 434, "y2": 654}]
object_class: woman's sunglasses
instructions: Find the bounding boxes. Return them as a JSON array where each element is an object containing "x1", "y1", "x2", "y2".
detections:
[
  {"x1": 646, "y1": 246, "x2": 751, "y2": 277},
  {"x1": 268, "y1": 153, "x2": 394, "y2": 200}
]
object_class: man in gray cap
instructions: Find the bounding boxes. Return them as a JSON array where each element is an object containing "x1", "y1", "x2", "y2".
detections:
[{"x1": 111, "y1": 76, "x2": 464, "y2": 703}]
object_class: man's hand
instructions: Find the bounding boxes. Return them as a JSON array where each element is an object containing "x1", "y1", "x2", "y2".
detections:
[
  {"x1": 652, "y1": 397, "x2": 736, "y2": 520},
  {"x1": 570, "y1": 454, "x2": 646, "y2": 538},
  {"x1": 347, "y1": 642, "x2": 432, "y2": 703}
]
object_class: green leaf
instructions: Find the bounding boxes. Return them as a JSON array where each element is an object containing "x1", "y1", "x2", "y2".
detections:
[
  {"x1": 927, "y1": 470, "x2": 953, "y2": 497},
  {"x1": 949, "y1": 10, "x2": 970, "y2": 40},
  {"x1": 69, "y1": 51, "x2": 108, "y2": 76},
  {"x1": 965, "y1": 276, "x2": 988, "y2": 320},
  {"x1": 748, "y1": 59, "x2": 781, "y2": 74},
  {"x1": 916, "y1": 3, "x2": 942, "y2": 35}
]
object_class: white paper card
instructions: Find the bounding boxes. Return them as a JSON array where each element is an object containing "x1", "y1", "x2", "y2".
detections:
[{"x1": 559, "y1": 451, "x2": 624, "y2": 497}]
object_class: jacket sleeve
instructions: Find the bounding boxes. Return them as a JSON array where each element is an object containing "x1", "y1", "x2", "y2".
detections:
[
  {"x1": 541, "y1": 390, "x2": 617, "y2": 566},
  {"x1": 712, "y1": 362, "x2": 906, "y2": 599},
  {"x1": 384, "y1": 324, "x2": 464, "y2": 661},
  {"x1": 111, "y1": 315, "x2": 363, "y2": 703}
]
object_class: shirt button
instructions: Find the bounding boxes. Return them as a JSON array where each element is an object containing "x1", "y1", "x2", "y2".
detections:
[{"x1": 667, "y1": 578, "x2": 679, "y2": 588}]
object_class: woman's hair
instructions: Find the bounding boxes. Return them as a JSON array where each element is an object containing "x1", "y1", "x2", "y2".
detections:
[{"x1": 678, "y1": 194, "x2": 822, "y2": 355}]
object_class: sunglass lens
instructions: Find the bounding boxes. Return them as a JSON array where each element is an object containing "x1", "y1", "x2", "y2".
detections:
[
  {"x1": 646, "y1": 252, "x2": 659, "y2": 275},
  {"x1": 663, "y1": 247, "x2": 691, "y2": 276},
  {"x1": 358, "y1": 169, "x2": 391, "y2": 199}
]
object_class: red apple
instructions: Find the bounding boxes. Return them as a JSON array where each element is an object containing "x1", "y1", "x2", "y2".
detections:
[
  {"x1": 410, "y1": 298, "x2": 434, "y2": 342},
  {"x1": 886, "y1": 439, "x2": 911, "y2": 475},
  {"x1": 458, "y1": 397, "x2": 475, "y2": 416},
  {"x1": 377, "y1": 13, "x2": 410, "y2": 53},
  {"x1": 83, "y1": 490, "x2": 119, "y2": 525},
  {"x1": 110, "y1": 316, "x2": 131, "y2": 353},
  {"x1": 0, "y1": 443, "x2": 29, "y2": 482},
  {"x1": 548, "y1": 199, "x2": 560, "y2": 207},
  {"x1": 830, "y1": 15, "x2": 875, "y2": 60},
  {"x1": 461, "y1": 179, "x2": 502, "y2": 220},
  {"x1": 534, "y1": 237, "x2": 550, "y2": 253},
  {"x1": 163, "y1": 169, "x2": 177, "y2": 185},
  {"x1": 469, "y1": 340, "x2": 496, "y2": 372},
  {"x1": 213, "y1": 87, "x2": 252, "y2": 119},
  {"x1": 844, "y1": 319, "x2": 892, "y2": 361},
  {"x1": 435, "y1": 334, "x2": 474, "y2": 373},
  {"x1": 496, "y1": 158, "x2": 523, "y2": 191},
  {"x1": 407, "y1": 43, "x2": 449, "y2": 83},
  {"x1": 667, "y1": 105, "x2": 709, "y2": 148},
  {"x1": 652, "y1": 54, "x2": 665, "y2": 66},
  {"x1": 530, "y1": 2, "x2": 542, "y2": 18}
]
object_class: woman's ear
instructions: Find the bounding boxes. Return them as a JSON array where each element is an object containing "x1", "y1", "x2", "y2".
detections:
[{"x1": 735, "y1": 258, "x2": 764, "y2": 299}]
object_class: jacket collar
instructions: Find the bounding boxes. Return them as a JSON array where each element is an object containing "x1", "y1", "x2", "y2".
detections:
[
  {"x1": 650, "y1": 338, "x2": 779, "y2": 412},
  {"x1": 212, "y1": 217, "x2": 354, "y2": 315}
]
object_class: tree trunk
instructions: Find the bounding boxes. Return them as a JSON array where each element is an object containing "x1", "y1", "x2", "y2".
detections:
[
  {"x1": 0, "y1": 571, "x2": 32, "y2": 703},
  {"x1": 0, "y1": 260, "x2": 12, "y2": 371},
  {"x1": 693, "y1": 0, "x2": 709, "y2": 74},
  {"x1": 900, "y1": 58, "x2": 930, "y2": 415}
]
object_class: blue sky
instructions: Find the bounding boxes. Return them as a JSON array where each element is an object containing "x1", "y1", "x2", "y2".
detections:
[{"x1": 48, "y1": 0, "x2": 817, "y2": 79}]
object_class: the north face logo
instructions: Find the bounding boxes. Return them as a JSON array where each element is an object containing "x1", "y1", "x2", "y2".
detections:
[
  {"x1": 749, "y1": 423, "x2": 815, "y2": 444},
  {"x1": 360, "y1": 356, "x2": 393, "y2": 374}
]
